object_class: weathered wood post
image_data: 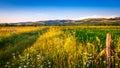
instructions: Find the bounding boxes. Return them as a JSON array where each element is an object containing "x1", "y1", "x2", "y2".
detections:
[{"x1": 106, "y1": 33, "x2": 111, "y2": 68}]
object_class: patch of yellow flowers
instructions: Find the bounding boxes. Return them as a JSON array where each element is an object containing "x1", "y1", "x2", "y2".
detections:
[
  {"x1": 0, "y1": 26, "x2": 45, "y2": 38},
  {"x1": 18, "y1": 27, "x2": 97, "y2": 68}
]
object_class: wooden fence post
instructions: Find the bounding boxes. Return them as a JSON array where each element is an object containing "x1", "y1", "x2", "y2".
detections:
[{"x1": 106, "y1": 33, "x2": 111, "y2": 68}]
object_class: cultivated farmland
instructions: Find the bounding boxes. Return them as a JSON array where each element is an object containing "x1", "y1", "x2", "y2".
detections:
[{"x1": 0, "y1": 26, "x2": 120, "y2": 68}]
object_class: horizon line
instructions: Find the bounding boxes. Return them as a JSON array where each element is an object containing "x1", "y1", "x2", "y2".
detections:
[{"x1": 0, "y1": 16, "x2": 119, "y2": 23}]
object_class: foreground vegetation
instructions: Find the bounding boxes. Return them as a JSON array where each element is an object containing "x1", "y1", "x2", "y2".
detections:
[{"x1": 0, "y1": 26, "x2": 120, "y2": 68}]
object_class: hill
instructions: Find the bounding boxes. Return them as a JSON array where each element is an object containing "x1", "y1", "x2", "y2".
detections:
[{"x1": 1, "y1": 17, "x2": 120, "y2": 26}]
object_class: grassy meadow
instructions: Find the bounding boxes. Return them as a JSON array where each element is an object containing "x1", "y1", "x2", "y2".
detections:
[{"x1": 0, "y1": 26, "x2": 120, "y2": 68}]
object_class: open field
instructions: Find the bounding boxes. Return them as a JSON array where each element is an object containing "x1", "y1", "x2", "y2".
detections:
[
  {"x1": 0, "y1": 26, "x2": 120, "y2": 68},
  {"x1": 0, "y1": 26, "x2": 47, "y2": 38}
]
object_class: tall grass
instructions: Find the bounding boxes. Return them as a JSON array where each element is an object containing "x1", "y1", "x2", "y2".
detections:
[
  {"x1": 0, "y1": 26, "x2": 120, "y2": 68},
  {"x1": 0, "y1": 28, "x2": 48, "y2": 67},
  {"x1": 0, "y1": 26, "x2": 46, "y2": 38}
]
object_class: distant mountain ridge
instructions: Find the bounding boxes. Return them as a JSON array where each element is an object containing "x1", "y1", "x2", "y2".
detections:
[{"x1": 1, "y1": 17, "x2": 120, "y2": 26}]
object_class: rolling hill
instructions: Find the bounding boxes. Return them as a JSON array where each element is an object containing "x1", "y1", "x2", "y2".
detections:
[{"x1": 1, "y1": 17, "x2": 120, "y2": 26}]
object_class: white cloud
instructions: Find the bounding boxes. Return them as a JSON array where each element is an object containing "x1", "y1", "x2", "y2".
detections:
[
  {"x1": 0, "y1": 13, "x2": 118, "y2": 23},
  {"x1": 81, "y1": 15, "x2": 117, "y2": 19}
]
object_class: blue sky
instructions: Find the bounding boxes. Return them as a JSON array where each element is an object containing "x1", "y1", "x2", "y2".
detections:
[{"x1": 0, "y1": 0, "x2": 120, "y2": 23}]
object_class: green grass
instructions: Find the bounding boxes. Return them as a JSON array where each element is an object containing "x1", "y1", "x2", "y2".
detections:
[
  {"x1": 64, "y1": 28, "x2": 120, "y2": 67},
  {"x1": 0, "y1": 26, "x2": 120, "y2": 68},
  {"x1": 0, "y1": 28, "x2": 48, "y2": 67}
]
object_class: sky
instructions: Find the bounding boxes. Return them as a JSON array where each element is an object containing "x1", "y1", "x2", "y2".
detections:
[{"x1": 0, "y1": 0, "x2": 120, "y2": 23}]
